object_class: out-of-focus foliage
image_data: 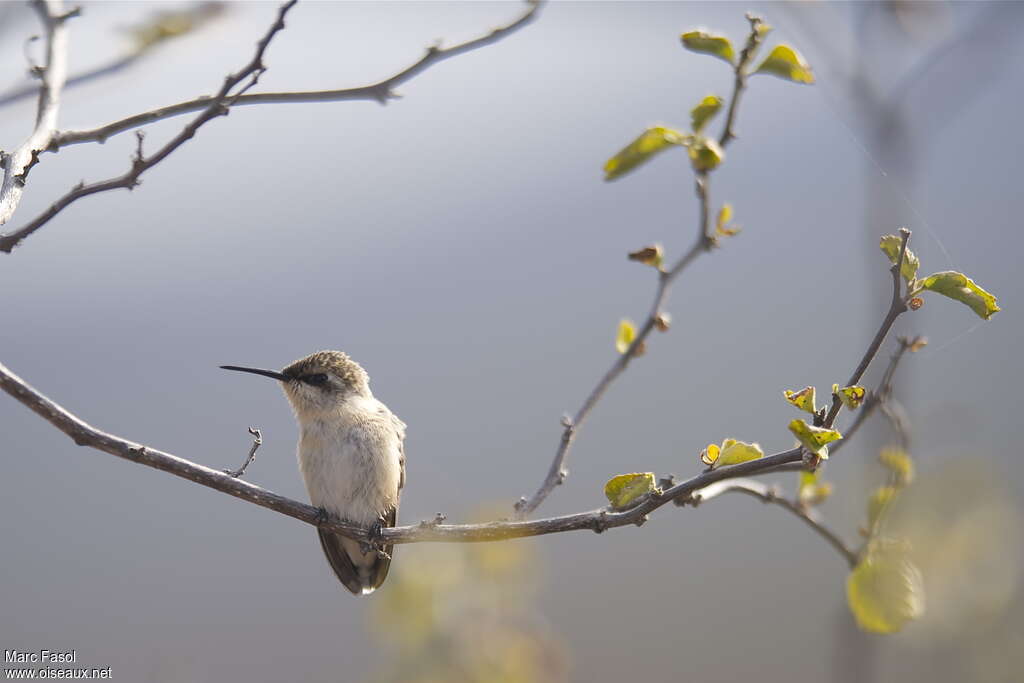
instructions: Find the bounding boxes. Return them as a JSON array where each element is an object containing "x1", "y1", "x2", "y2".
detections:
[
  {"x1": 886, "y1": 460, "x2": 1022, "y2": 643},
  {"x1": 679, "y1": 30, "x2": 735, "y2": 64},
  {"x1": 752, "y1": 44, "x2": 815, "y2": 84},
  {"x1": 126, "y1": 2, "x2": 225, "y2": 52},
  {"x1": 615, "y1": 318, "x2": 637, "y2": 355},
  {"x1": 603, "y1": 127, "x2": 687, "y2": 181},
  {"x1": 368, "y1": 509, "x2": 567, "y2": 683},
  {"x1": 690, "y1": 95, "x2": 723, "y2": 133},
  {"x1": 847, "y1": 539, "x2": 926, "y2": 634},
  {"x1": 627, "y1": 244, "x2": 664, "y2": 270},
  {"x1": 797, "y1": 469, "x2": 832, "y2": 507}
]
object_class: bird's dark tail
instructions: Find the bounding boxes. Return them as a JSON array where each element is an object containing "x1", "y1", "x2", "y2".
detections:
[{"x1": 317, "y1": 508, "x2": 396, "y2": 595}]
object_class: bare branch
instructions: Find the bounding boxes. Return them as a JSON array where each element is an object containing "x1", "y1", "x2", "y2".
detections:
[
  {"x1": 49, "y1": 0, "x2": 543, "y2": 150},
  {"x1": 0, "y1": 358, "x2": 804, "y2": 546},
  {"x1": 0, "y1": 0, "x2": 298, "y2": 254},
  {"x1": 0, "y1": 0, "x2": 76, "y2": 226},
  {"x1": 691, "y1": 478, "x2": 858, "y2": 567},
  {"x1": 224, "y1": 427, "x2": 262, "y2": 478},
  {"x1": 515, "y1": 15, "x2": 764, "y2": 517}
]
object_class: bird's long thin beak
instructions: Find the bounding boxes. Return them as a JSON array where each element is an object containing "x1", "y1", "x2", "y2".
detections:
[{"x1": 220, "y1": 365, "x2": 291, "y2": 382}]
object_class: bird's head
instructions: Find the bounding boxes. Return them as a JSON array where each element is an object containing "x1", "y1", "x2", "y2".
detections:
[{"x1": 221, "y1": 350, "x2": 370, "y2": 420}]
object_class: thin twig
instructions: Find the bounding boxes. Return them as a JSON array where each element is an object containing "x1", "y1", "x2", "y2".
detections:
[
  {"x1": 690, "y1": 478, "x2": 858, "y2": 567},
  {"x1": 515, "y1": 15, "x2": 764, "y2": 517},
  {"x1": 0, "y1": 0, "x2": 298, "y2": 253},
  {"x1": 718, "y1": 13, "x2": 767, "y2": 147},
  {"x1": 224, "y1": 427, "x2": 262, "y2": 478},
  {"x1": 48, "y1": 1, "x2": 543, "y2": 150},
  {"x1": 822, "y1": 227, "x2": 910, "y2": 429},
  {"x1": 0, "y1": 0, "x2": 76, "y2": 226},
  {"x1": 0, "y1": 358, "x2": 803, "y2": 545},
  {"x1": 831, "y1": 335, "x2": 919, "y2": 454}
]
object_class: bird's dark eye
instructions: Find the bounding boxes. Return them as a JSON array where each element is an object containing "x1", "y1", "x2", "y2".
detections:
[{"x1": 302, "y1": 373, "x2": 329, "y2": 386}]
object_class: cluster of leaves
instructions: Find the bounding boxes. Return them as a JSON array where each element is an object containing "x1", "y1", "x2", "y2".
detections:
[
  {"x1": 879, "y1": 234, "x2": 999, "y2": 320},
  {"x1": 595, "y1": 15, "x2": 1002, "y2": 639},
  {"x1": 603, "y1": 18, "x2": 813, "y2": 182}
]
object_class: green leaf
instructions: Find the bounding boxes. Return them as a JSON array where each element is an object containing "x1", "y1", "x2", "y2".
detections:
[
  {"x1": 788, "y1": 419, "x2": 842, "y2": 459},
  {"x1": 917, "y1": 271, "x2": 1000, "y2": 320},
  {"x1": 798, "y1": 470, "x2": 832, "y2": 506},
  {"x1": 847, "y1": 542, "x2": 925, "y2": 634},
  {"x1": 603, "y1": 127, "x2": 688, "y2": 181},
  {"x1": 783, "y1": 386, "x2": 817, "y2": 414},
  {"x1": 879, "y1": 447, "x2": 915, "y2": 487},
  {"x1": 690, "y1": 95, "x2": 724, "y2": 133},
  {"x1": 604, "y1": 472, "x2": 656, "y2": 510},
  {"x1": 832, "y1": 384, "x2": 867, "y2": 410},
  {"x1": 680, "y1": 30, "x2": 735, "y2": 64},
  {"x1": 753, "y1": 44, "x2": 815, "y2": 84},
  {"x1": 615, "y1": 319, "x2": 637, "y2": 354},
  {"x1": 879, "y1": 234, "x2": 920, "y2": 282},
  {"x1": 701, "y1": 438, "x2": 763, "y2": 469},
  {"x1": 715, "y1": 203, "x2": 740, "y2": 237},
  {"x1": 868, "y1": 486, "x2": 898, "y2": 529},
  {"x1": 688, "y1": 137, "x2": 725, "y2": 172}
]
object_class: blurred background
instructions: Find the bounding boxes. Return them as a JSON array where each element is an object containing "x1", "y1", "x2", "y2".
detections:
[{"x1": 1, "y1": 2, "x2": 1021, "y2": 681}]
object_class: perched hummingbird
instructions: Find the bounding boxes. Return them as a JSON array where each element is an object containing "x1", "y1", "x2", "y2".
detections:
[{"x1": 221, "y1": 350, "x2": 405, "y2": 595}]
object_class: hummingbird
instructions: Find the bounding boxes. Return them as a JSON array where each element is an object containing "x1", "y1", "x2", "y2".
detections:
[{"x1": 221, "y1": 350, "x2": 405, "y2": 595}]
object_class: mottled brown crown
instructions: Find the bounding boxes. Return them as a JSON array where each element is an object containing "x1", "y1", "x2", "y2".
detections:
[{"x1": 283, "y1": 350, "x2": 369, "y2": 391}]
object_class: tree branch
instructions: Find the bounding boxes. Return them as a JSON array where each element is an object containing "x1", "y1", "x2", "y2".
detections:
[
  {"x1": 822, "y1": 227, "x2": 910, "y2": 429},
  {"x1": 0, "y1": 0, "x2": 298, "y2": 254},
  {"x1": 0, "y1": 358, "x2": 805, "y2": 545},
  {"x1": 0, "y1": 0, "x2": 76, "y2": 226},
  {"x1": 690, "y1": 478, "x2": 858, "y2": 567},
  {"x1": 831, "y1": 334, "x2": 921, "y2": 454},
  {"x1": 48, "y1": 0, "x2": 543, "y2": 150},
  {"x1": 515, "y1": 15, "x2": 765, "y2": 517}
]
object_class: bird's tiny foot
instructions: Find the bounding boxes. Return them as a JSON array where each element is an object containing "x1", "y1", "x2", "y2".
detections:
[{"x1": 314, "y1": 507, "x2": 330, "y2": 527}]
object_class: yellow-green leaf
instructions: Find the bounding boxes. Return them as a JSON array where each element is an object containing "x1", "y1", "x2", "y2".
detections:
[
  {"x1": 604, "y1": 127, "x2": 688, "y2": 181},
  {"x1": 680, "y1": 30, "x2": 735, "y2": 64},
  {"x1": 879, "y1": 447, "x2": 915, "y2": 487},
  {"x1": 615, "y1": 319, "x2": 637, "y2": 354},
  {"x1": 798, "y1": 470, "x2": 833, "y2": 506},
  {"x1": 688, "y1": 137, "x2": 725, "y2": 172},
  {"x1": 702, "y1": 439, "x2": 763, "y2": 469},
  {"x1": 833, "y1": 384, "x2": 867, "y2": 410},
  {"x1": 918, "y1": 271, "x2": 1000, "y2": 320},
  {"x1": 691, "y1": 95, "x2": 723, "y2": 133},
  {"x1": 700, "y1": 442, "x2": 720, "y2": 467},
  {"x1": 716, "y1": 203, "x2": 740, "y2": 236},
  {"x1": 788, "y1": 419, "x2": 842, "y2": 459},
  {"x1": 879, "y1": 234, "x2": 920, "y2": 282},
  {"x1": 784, "y1": 386, "x2": 817, "y2": 414},
  {"x1": 604, "y1": 472, "x2": 656, "y2": 510},
  {"x1": 847, "y1": 542, "x2": 925, "y2": 634},
  {"x1": 868, "y1": 486, "x2": 898, "y2": 529},
  {"x1": 753, "y1": 44, "x2": 815, "y2": 84}
]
